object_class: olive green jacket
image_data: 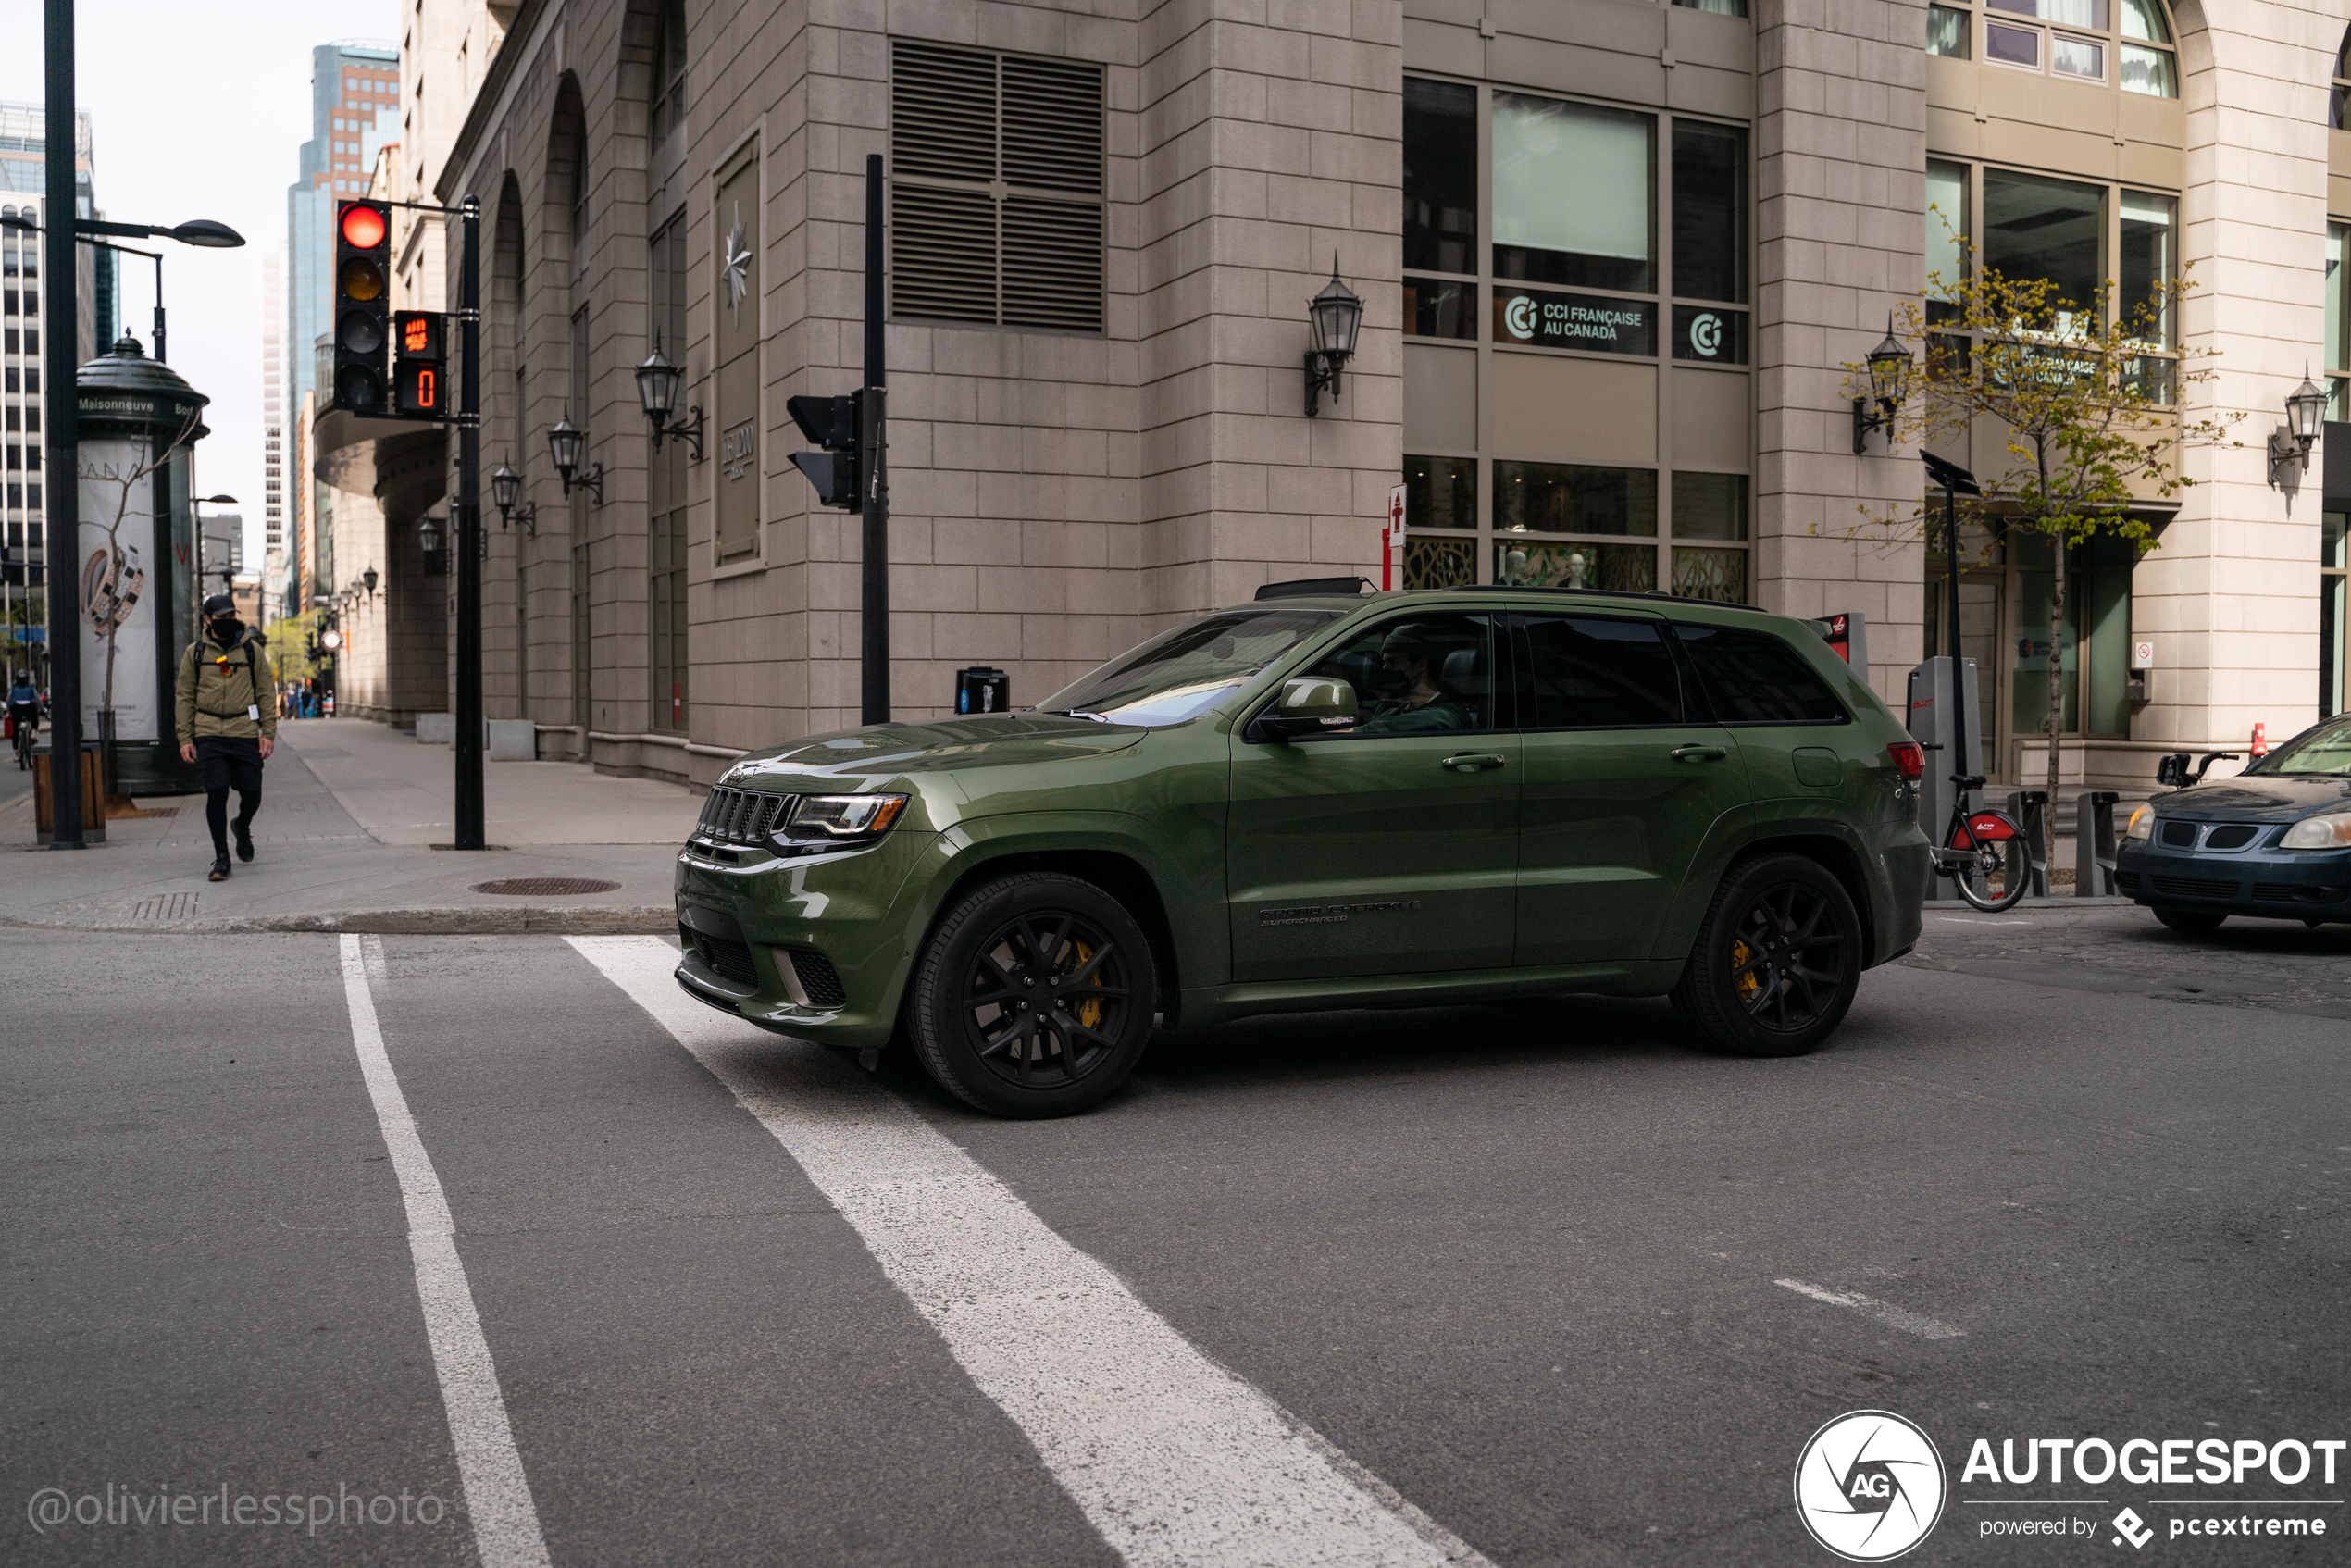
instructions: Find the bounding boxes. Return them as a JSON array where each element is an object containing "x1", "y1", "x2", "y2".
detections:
[{"x1": 175, "y1": 632, "x2": 280, "y2": 742}]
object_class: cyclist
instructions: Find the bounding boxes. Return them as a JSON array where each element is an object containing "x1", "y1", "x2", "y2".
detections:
[{"x1": 6, "y1": 670, "x2": 40, "y2": 770}]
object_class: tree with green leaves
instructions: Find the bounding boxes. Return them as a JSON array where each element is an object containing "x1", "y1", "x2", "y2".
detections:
[{"x1": 1842, "y1": 240, "x2": 2240, "y2": 868}]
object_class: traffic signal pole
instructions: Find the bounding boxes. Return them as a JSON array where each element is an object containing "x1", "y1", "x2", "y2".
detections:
[
  {"x1": 860, "y1": 154, "x2": 889, "y2": 726},
  {"x1": 42, "y1": 0, "x2": 81, "y2": 848},
  {"x1": 454, "y1": 195, "x2": 485, "y2": 849}
]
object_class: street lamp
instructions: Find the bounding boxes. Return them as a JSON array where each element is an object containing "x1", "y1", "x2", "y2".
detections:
[
  {"x1": 490, "y1": 460, "x2": 537, "y2": 536},
  {"x1": 1852, "y1": 317, "x2": 1913, "y2": 454},
  {"x1": 0, "y1": 212, "x2": 243, "y2": 364},
  {"x1": 2269, "y1": 365, "x2": 2329, "y2": 485},
  {"x1": 362, "y1": 566, "x2": 379, "y2": 598},
  {"x1": 1302, "y1": 258, "x2": 1363, "y2": 417},
  {"x1": 634, "y1": 347, "x2": 705, "y2": 459},
  {"x1": 546, "y1": 413, "x2": 603, "y2": 504},
  {"x1": 417, "y1": 515, "x2": 443, "y2": 556}
]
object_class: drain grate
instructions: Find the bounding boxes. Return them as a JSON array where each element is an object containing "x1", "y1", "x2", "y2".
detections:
[{"x1": 469, "y1": 877, "x2": 623, "y2": 897}]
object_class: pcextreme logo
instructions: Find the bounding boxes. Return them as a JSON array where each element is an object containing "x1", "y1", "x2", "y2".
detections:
[{"x1": 1795, "y1": 1411, "x2": 1949, "y2": 1562}]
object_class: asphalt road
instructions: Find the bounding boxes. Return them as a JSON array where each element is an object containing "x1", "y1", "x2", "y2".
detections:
[{"x1": 4, "y1": 907, "x2": 2345, "y2": 1565}]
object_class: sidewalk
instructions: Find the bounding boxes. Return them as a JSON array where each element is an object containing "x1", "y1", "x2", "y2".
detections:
[{"x1": 0, "y1": 719, "x2": 705, "y2": 934}]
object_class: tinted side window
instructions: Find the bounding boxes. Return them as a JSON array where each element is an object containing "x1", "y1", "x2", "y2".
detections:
[
  {"x1": 1297, "y1": 613, "x2": 1505, "y2": 737},
  {"x1": 1673, "y1": 624, "x2": 1849, "y2": 724},
  {"x1": 1523, "y1": 616, "x2": 1683, "y2": 727}
]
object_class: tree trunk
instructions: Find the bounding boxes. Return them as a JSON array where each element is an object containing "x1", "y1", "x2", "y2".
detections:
[{"x1": 2045, "y1": 528, "x2": 2066, "y2": 874}]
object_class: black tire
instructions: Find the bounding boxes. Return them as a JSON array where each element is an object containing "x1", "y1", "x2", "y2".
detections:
[
  {"x1": 2153, "y1": 906, "x2": 2226, "y2": 935},
  {"x1": 906, "y1": 871, "x2": 1156, "y2": 1118},
  {"x1": 1672, "y1": 853, "x2": 1863, "y2": 1058}
]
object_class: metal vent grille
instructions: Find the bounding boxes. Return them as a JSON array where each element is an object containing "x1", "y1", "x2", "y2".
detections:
[
  {"x1": 787, "y1": 948, "x2": 848, "y2": 1009},
  {"x1": 2149, "y1": 874, "x2": 2236, "y2": 900},
  {"x1": 889, "y1": 39, "x2": 1104, "y2": 333},
  {"x1": 2204, "y1": 824, "x2": 2258, "y2": 850},
  {"x1": 696, "y1": 787, "x2": 790, "y2": 845},
  {"x1": 2159, "y1": 820, "x2": 2198, "y2": 848}
]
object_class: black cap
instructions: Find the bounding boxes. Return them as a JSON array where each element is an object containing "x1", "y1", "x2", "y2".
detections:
[{"x1": 203, "y1": 592, "x2": 238, "y2": 618}]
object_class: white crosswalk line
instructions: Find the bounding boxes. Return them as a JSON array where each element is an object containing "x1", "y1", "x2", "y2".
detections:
[
  {"x1": 569, "y1": 934, "x2": 1489, "y2": 1568},
  {"x1": 338, "y1": 934, "x2": 551, "y2": 1568}
]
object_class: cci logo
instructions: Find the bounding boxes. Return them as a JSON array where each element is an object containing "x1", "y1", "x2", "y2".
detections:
[
  {"x1": 1794, "y1": 1411, "x2": 1947, "y2": 1562},
  {"x1": 1503, "y1": 295, "x2": 1536, "y2": 340},
  {"x1": 1688, "y1": 311, "x2": 1724, "y2": 357}
]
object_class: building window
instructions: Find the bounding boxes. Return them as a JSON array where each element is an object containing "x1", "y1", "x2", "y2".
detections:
[
  {"x1": 2325, "y1": 512, "x2": 2348, "y2": 717},
  {"x1": 889, "y1": 40, "x2": 1105, "y2": 333},
  {"x1": 2330, "y1": 222, "x2": 2349, "y2": 417},
  {"x1": 1932, "y1": 0, "x2": 2176, "y2": 94},
  {"x1": 2329, "y1": 26, "x2": 2351, "y2": 128},
  {"x1": 1400, "y1": 78, "x2": 1753, "y2": 596},
  {"x1": 651, "y1": 0, "x2": 688, "y2": 153}
]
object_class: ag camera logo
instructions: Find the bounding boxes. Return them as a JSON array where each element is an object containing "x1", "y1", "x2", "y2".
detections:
[
  {"x1": 1795, "y1": 1411, "x2": 1947, "y2": 1562},
  {"x1": 1503, "y1": 295, "x2": 1536, "y2": 340}
]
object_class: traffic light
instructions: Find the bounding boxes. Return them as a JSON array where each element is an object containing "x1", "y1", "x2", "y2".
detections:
[
  {"x1": 332, "y1": 201, "x2": 392, "y2": 415},
  {"x1": 392, "y1": 310, "x2": 447, "y2": 418},
  {"x1": 787, "y1": 392, "x2": 862, "y2": 511}
]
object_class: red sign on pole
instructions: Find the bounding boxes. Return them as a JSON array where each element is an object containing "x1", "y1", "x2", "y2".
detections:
[{"x1": 1384, "y1": 483, "x2": 1407, "y2": 591}]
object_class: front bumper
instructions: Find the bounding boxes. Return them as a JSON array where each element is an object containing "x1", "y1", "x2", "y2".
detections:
[
  {"x1": 673, "y1": 827, "x2": 941, "y2": 1048},
  {"x1": 2115, "y1": 840, "x2": 2351, "y2": 921}
]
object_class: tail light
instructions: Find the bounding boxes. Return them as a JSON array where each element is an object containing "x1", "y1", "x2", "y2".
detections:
[{"x1": 1885, "y1": 740, "x2": 1925, "y2": 780}]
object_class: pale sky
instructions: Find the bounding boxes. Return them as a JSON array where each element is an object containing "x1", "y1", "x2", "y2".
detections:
[{"x1": 0, "y1": 0, "x2": 396, "y2": 573}]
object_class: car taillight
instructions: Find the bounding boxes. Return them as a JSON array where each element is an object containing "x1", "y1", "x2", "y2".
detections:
[{"x1": 1885, "y1": 740, "x2": 1925, "y2": 779}]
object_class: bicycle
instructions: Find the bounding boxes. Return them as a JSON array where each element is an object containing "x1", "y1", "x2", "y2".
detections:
[
  {"x1": 8, "y1": 708, "x2": 35, "y2": 772},
  {"x1": 1933, "y1": 771, "x2": 2032, "y2": 912}
]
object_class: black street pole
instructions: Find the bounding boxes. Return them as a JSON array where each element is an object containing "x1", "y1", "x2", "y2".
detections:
[
  {"x1": 860, "y1": 153, "x2": 889, "y2": 726},
  {"x1": 454, "y1": 195, "x2": 485, "y2": 848},
  {"x1": 1945, "y1": 479, "x2": 1967, "y2": 791},
  {"x1": 43, "y1": 0, "x2": 82, "y2": 849},
  {"x1": 150, "y1": 251, "x2": 164, "y2": 364}
]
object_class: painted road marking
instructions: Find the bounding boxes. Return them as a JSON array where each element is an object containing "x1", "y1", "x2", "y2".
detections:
[
  {"x1": 338, "y1": 934, "x2": 551, "y2": 1568},
  {"x1": 1774, "y1": 1278, "x2": 1966, "y2": 1340},
  {"x1": 570, "y1": 935, "x2": 1488, "y2": 1568}
]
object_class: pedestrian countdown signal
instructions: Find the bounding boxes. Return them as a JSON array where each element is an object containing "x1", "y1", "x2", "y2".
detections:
[{"x1": 392, "y1": 310, "x2": 447, "y2": 418}]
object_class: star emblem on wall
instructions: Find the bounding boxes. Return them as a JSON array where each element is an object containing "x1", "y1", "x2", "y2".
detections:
[{"x1": 724, "y1": 205, "x2": 752, "y2": 322}]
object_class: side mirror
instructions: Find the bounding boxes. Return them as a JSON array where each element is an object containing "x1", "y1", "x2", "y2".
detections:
[
  {"x1": 2155, "y1": 753, "x2": 2188, "y2": 789},
  {"x1": 1247, "y1": 677, "x2": 1358, "y2": 743}
]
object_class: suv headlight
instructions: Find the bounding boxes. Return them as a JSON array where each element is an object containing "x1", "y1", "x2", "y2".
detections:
[
  {"x1": 2280, "y1": 811, "x2": 2351, "y2": 850},
  {"x1": 771, "y1": 792, "x2": 909, "y2": 849},
  {"x1": 2125, "y1": 803, "x2": 2156, "y2": 840}
]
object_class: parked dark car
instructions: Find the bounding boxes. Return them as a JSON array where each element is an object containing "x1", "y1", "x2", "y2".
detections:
[{"x1": 2116, "y1": 716, "x2": 2351, "y2": 932}]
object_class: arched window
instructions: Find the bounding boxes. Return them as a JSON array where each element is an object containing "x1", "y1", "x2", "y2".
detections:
[
  {"x1": 1926, "y1": 0, "x2": 2178, "y2": 98},
  {"x1": 2330, "y1": 25, "x2": 2351, "y2": 128}
]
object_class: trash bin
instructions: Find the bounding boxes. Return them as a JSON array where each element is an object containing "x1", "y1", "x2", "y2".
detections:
[
  {"x1": 2074, "y1": 790, "x2": 2121, "y2": 897},
  {"x1": 956, "y1": 666, "x2": 1010, "y2": 716},
  {"x1": 32, "y1": 740, "x2": 107, "y2": 846}
]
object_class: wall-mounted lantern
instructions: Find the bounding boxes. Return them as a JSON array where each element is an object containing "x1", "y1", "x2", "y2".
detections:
[
  {"x1": 635, "y1": 347, "x2": 705, "y2": 460},
  {"x1": 490, "y1": 460, "x2": 538, "y2": 536},
  {"x1": 1852, "y1": 317, "x2": 1912, "y2": 454},
  {"x1": 547, "y1": 413, "x2": 604, "y2": 504},
  {"x1": 1303, "y1": 259, "x2": 1363, "y2": 417},
  {"x1": 2268, "y1": 367, "x2": 2328, "y2": 487}
]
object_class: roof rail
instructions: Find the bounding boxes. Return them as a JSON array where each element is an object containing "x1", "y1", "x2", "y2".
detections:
[
  {"x1": 1255, "y1": 576, "x2": 1375, "y2": 601},
  {"x1": 1426, "y1": 584, "x2": 1779, "y2": 616}
]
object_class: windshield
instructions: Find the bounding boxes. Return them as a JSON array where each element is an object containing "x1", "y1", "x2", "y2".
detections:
[
  {"x1": 1037, "y1": 608, "x2": 1341, "y2": 727},
  {"x1": 2246, "y1": 718, "x2": 2351, "y2": 777}
]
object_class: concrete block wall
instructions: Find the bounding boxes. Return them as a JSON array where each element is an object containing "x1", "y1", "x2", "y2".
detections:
[{"x1": 1754, "y1": 0, "x2": 1930, "y2": 710}]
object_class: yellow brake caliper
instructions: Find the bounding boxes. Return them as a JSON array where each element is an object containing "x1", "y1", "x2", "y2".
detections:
[
  {"x1": 1732, "y1": 937, "x2": 1760, "y2": 1003},
  {"x1": 1068, "y1": 941, "x2": 1102, "y2": 1033}
]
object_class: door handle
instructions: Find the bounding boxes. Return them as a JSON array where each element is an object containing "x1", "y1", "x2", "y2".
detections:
[
  {"x1": 1442, "y1": 753, "x2": 1508, "y2": 772},
  {"x1": 1671, "y1": 744, "x2": 1729, "y2": 763}
]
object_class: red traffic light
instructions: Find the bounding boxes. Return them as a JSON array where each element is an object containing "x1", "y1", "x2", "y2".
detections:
[{"x1": 339, "y1": 203, "x2": 388, "y2": 250}]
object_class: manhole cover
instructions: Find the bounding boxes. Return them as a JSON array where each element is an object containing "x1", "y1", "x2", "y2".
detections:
[{"x1": 469, "y1": 877, "x2": 623, "y2": 897}]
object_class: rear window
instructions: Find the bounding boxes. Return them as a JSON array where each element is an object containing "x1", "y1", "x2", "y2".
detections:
[
  {"x1": 1673, "y1": 623, "x2": 1849, "y2": 725},
  {"x1": 1523, "y1": 616, "x2": 1684, "y2": 727}
]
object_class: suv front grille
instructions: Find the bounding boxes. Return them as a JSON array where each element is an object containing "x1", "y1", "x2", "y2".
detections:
[
  {"x1": 697, "y1": 787, "x2": 790, "y2": 846},
  {"x1": 690, "y1": 932, "x2": 761, "y2": 986}
]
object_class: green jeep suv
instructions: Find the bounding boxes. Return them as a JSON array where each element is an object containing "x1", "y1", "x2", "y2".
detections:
[{"x1": 675, "y1": 583, "x2": 1934, "y2": 1116}]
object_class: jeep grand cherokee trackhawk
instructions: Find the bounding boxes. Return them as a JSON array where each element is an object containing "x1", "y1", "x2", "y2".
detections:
[{"x1": 674, "y1": 582, "x2": 1934, "y2": 1117}]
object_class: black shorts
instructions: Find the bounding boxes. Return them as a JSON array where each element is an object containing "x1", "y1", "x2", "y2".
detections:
[{"x1": 193, "y1": 736, "x2": 264, "y2": 794}]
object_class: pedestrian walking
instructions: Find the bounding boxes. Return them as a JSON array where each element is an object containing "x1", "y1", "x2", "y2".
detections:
[{"x1": 175, "y1": 592, "x2": 279, "y2": 882}]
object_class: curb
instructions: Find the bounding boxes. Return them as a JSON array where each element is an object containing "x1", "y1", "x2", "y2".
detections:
[{"x1": 0, "y1": 906, "x2": 678, "y2": 937}]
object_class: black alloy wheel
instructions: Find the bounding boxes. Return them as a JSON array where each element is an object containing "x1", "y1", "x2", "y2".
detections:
[
  {"x1": 908, "y1": 871, "x2": 1157, "y2": 1117},
  {"x1": 1673, "y1": 852, "x2": 1863, "y2": 1058}
]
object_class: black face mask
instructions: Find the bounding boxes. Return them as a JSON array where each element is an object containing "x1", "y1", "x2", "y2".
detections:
[{"x1": 208, "y1": 616, "x2": 244, "y2": 644}]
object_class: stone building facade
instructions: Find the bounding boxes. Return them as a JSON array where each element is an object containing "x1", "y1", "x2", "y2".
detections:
[{"x1": 315, "y1": 0, "x2": 2351, "y2": 791}]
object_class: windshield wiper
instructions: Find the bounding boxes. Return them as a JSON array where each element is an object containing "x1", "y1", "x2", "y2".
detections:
[{"x1": 1051, "y1": 709, "x2": 1113, "y2": 723}]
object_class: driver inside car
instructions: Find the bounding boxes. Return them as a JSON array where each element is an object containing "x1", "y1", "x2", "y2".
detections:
[{"x1": 1354, "y1": 624, "x2": 1474, "y2": 735}]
